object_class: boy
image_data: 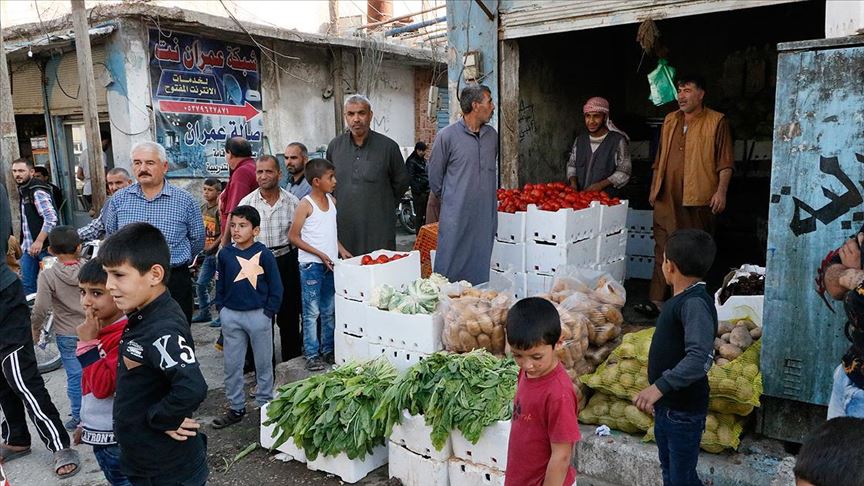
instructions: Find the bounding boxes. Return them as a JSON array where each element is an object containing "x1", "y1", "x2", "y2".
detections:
[
  {"x1": 794, "y1": 417, "x2": 864, "y2": 486},
  {"x1": 76, "y1": 259, "x2": 131, "y2": 485},
  {"x1": 212, "y1": 205, "x2": 283, "y2": 428},
  {"x1": 192, "y1": 178, "x2": 222, "y2": 326},
  {"x1": 504, "y1": 297, "x2": 580, "y2": 486},
  {"x1": 289, "y1": 158, "x2": 351, "y2": 372},
  {"x1": 634, "y1": 229, "x2": 717, "y2": 486},
  {"x1": 30, "y1": 225, "x2": 85, "y2": 430},
  {"x1": 99, "y1": 222, "x2": 209, "y2": 485}
]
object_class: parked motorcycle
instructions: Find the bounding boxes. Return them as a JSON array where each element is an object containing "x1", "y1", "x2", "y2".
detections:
[{"x1": 398, "y1": 190, "x2": 417, "y2": 234}]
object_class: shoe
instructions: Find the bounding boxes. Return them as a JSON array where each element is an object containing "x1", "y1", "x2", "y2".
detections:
[
  {"x1": 191, "y1": 311, "x2": 212, "y2": 323},
  {"x1": 64, "y1": 418, "x2": 80, "y2": 431},
  {"x1": 212, "y1": 408, "x2": 245, "y2": 429},
  {"x1": 322, "y1": 352, "x2": 335, "y2": 365},
  {"x1": 209, "y1": 318, "x2": 221, "y2": 328},
  {"x1": 305, "y1": 358, "x2": 325, "y2": 372}
]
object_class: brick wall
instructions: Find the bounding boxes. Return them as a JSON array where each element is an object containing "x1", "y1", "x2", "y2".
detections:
[{"x1": 414, "y1": 67, "x2": 437, "y2": 146}]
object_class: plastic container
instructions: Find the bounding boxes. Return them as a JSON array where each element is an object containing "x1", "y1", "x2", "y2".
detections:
[
  {"x1": 388, "y1": 441, "x2": 449, "y2": 486},
  {"x1": 364, "y1": 307, "x2": 444, "y2": 353},
  {"x1": 334, "y1": 250, "x2": 421, "y2": 302},
  {"x1": 627, "y1": 232, "x2": 655, "y2": 257},
  {"x1": 335, "y1": 296, "x2": 368, "y2": 337},
  {"x1": 595, "y1": 258, "x2": 626, "y2": 283},
  {"x1": 334, "y1": 331, "x2": 371, "y2": 365},
  {"x1": 525, "y1": 203, "x2": 600, "y2": 245},
  {"x1": 259, "y1": 403, "x2": 308, "y2": 463},
  {"x1": 447, "y1": 459, "x2": 505, "y2": 486},
  {"x1": 626, "y1": 208, "x2": 654, "y2": 234},
  {"x1": 490, "y1": 240, "x2": 526, "y2": 273},
  {"x1": 369, "y1": 345, "x2": 431, "y2": 374},
  {"x1": 525, "y1": 272, "x2": 554, "y2": 296},
  {"x1": 305, "y1": 444, "x2": 388, "y2": 484},
  {"x1": 450, "y1": 420, "x2": 510, "y2": 471},
  {"x1": 596, "y1": 229, "x2": 628, "y2": 264},
  {"x1": 389, "y1": 410, "x2": 452, "y2": 461},
  {"x1": 626, "y1": 255, "x2": 655, "y2": 280},
  {"x1": 598, "y1": 200, "x2": 629, "y2": 236},
  {"x1": 526, "y1": 238, "x2": 597, "y2": 276},
  {"x1": 488, "y1": 269, "x2": 528, "y2": 301},
  {"x1": 495, "y1": 211, "x2": 526, "y2": 243}
]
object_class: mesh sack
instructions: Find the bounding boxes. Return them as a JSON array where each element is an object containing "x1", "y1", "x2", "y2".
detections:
[
  {"x1": 644, "y1": 412, "x2": 745, "y2": 453},
  {"x1": 579, "y1": 392, "x2": 653, "y2": 434},
  {"x1": 707, "y1": 341, "x2": 763, "y2": 407},
  {"x1": 580, "y1": 355, "x2": 649, "y2": 401},
  {"x1": 611, "y1": 327, "x2": 655, "y2": 363},
  {"x1": 708, "y1": 396, "x2": 754, "y2": 416},
  {"x1": 585, "y1": 338, "x2": 621, "y2": 368}
]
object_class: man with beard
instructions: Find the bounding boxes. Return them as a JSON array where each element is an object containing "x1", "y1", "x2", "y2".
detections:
[
  {"x1": 566, "y1": 97, "x2": 631, "y2": 197},
  {"x1": 11, "y1": 158, "x2": 58, "y2": 294},
  {"x1": 285, "y1": 142, "x2": 311, "y2": 200}
]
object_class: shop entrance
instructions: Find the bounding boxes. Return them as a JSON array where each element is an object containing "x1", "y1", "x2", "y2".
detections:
[{"x1": 62, "y1": 119, "x2": 112, "y2": 228}]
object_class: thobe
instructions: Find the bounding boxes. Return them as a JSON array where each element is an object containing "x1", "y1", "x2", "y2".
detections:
[
  {"x1": 428, "y1": 119, "x2": 498, "y2": 284},
  {"x1": 327, "y1": 130, "x2": 409, "y2": 256}
]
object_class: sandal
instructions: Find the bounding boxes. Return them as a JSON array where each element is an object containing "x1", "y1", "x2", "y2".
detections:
[
  {"x1": 0, "y1": 445, "x2": 31, "y2": 463},
  {"x1": 54, "y1": 447, "x2": 80, "y2": 479},
  {"x1": 634, "y1": 302, "x2": 660, "y2": 318}
]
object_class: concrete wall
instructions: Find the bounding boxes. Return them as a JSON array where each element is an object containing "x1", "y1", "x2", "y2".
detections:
[
  {"x1": 365, "y1": 60, "x2": 415, "y2": 149},
  {"x1": 446, "y1": 0, "x2": 499, "y2": 128}
]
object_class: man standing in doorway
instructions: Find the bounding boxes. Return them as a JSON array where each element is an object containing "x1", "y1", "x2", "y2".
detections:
[
  {"x1": 285, "y1": 142, "x2": 312, "y2": 200},
  {"x1": 239, "y1": 155, "x2": 302, "y2": 362},
  {"x1": 406, "y1": 141, "x2": 430, "y2": 230},
  {"x1": 428, "y1": 84, "x2": 498, "y2": 284},
  {"x1": 220, "y1": 137, "x2": 258, "y2": 248},
  {"x1": 77, "y1": 167, "x2": 133, "y2": 242},
  {"x1": 566, "y1": 97, "x2": 631, "y2": 197},
  {"x1": 647, "y1": 75, "x2": 734, "y2": 312},
  {"x1": 102, "y1": 141, "x2": 205, "y2": 322},
  {"x1": 12, "y1": 158, "x2": 58, "y2": 294},
  {"x1": 326, "y1": 95, "x2": 409, "y2": 256},
  {"x1": 33, "y1": 166, "x2": 65, "y2": 217}
]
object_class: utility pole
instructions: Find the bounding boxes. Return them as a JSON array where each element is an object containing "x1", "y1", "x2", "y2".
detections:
[
  {"x1": 71, "y1": 0, "x2": 106, "y2": 213},
  {"x1": 0, "y1": 19, "x2": 22, "y2": 234}
]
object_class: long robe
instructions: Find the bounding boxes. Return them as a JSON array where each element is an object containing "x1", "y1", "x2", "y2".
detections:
[{"x1": 428, "y1": 119, "x2": 498, "y2": 284}]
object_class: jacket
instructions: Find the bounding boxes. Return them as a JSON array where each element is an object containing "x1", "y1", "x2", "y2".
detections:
[
  {"x1": 18, "y1": 177, "x2": 55, "y2": 241},
  {"x1": 406, "y1": 152, "x2": 430, "y2": 195},
  {"x1": 77, "y1": 317, "x2": 127, "y2": 445},
  {"x1": 31, "y1": 259, "x2": 86, "y2": 337},
  {"x1": 219, "y1": 157, "x2": 257, "y2": 230},
  {"x1": 215, "y1": 242, "x2": 283, "y2": 317}
]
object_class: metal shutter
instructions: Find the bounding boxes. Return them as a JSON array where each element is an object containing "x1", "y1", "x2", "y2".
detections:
[{"x1": 47, "y1": 44, "x2": 109, "y2": 116}]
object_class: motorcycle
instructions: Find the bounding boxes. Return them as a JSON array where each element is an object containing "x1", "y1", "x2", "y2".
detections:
[{"x1": 398, "y1": 190, "x2": 417, "y2": 234}]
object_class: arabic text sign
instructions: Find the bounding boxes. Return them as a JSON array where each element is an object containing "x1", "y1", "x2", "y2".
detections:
[{"x1": 150, "y1": 30, "x2": 263, "y2": 177}]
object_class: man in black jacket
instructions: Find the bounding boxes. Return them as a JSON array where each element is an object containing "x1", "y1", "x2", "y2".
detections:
[{"x1": 406, "y1": 141, "x2": 429, "y2": 229}]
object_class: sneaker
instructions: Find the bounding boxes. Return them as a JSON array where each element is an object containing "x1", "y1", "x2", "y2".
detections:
[
  {"x1": 305, "y1": 357, "x2": 325, "y2": 372},
  {"x1": 209, "y1": 318, "x2": 221, "y2": 328},
  {"x1": 212, "y1": 408, "x2": 245, "y2": 429},
  {"x1": 191, "y1": 311, "x2": 212, "y2": 323},
  {"x1": 322, "y1": 352, "x2": 335, "y2": 365},
  {"x1": 64, "y1": 418, "x2": 80, "y2": 431}
]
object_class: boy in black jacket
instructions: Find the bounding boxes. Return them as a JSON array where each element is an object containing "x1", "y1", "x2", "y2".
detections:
[
  {"x1": 99, "y1": 223, "x2": 209, "y2": 485},
  {"x1": 635, "y1": 229, "x2": 717, "y2": 486}
]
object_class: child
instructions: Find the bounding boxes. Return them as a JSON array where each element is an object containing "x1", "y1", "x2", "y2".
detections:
[
  {"x1": 634, "y1": 229, "x2": 717, "y2": 486},
  {"x1": 504, "y1": 297, "x2": 580, "y2": 486},
  {"x1": 212, "y1": 205, "x2": 282, "y2": 428},
  {"x1": 30, "y1": 225, "x2": 85, "y2": 431},
  {"x1": 192, "y1": 178, "x2": 222, "y2": 326},
  {"x1": 75, "y1": 259, "x2": 131, "y2": 486},
  {"x1": 289, "y1": 158, "x2": 351, "y2": 372},
  {"x1": 98, "y1": 222, "x2": 209, "y2": 484},
  {"x1": 794, "y1": 416, "x2": 864, "y2": 486}
]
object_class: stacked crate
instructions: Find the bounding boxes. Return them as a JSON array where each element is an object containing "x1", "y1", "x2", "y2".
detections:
[
  {"x1": 490, "y1": 210, "x2": 529, "y2": 300},
  {"x1": 625, "y1": 209, "x2": 655, "y2": 280}
]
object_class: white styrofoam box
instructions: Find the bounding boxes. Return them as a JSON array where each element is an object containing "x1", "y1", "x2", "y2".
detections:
[
  {"x1": 389, "y1": 410, "x2": 452, "y2": 461},
  {"x1": 750, "y1": 140, "x2": 772, "y2": 160},
  {"x1": 306, "y1": 444, "x2": 388, "y2": 483},
  {"x1": 627, "y1": 231, "x2": 655, "y2": 257},
  {"x1": 488, "y1": 269, "x2": 528, "y2": 301},
  {"x1": 626, "y1": 255, "x2": 655, "y2": 280},
  {"x1": 451, "y1": 420, "x2": 510, "y2": 471},
  {"x1": 334, "y1": 331, "x2": 371, "y2": 365},
  {"x1": 525, "y1": 203, "x2": 600, "y2": 245},
  {"x1": 334, "y1": 250, "x2": 421, "y2": 302},
  {"x1": 595, "y1": 258, "x2": 626, "y2": 283},
  {"x1": 365, "y1": 307, "x2": 444, "y2": 353},
  {"x1": 526, "y1": 238, "x2": 597, "y2": 276},
  {"x1": 388, "y1": 442, "x2": 449, "y2": 486},
  {"x1": 630, "y1": 140, "x2": 650, "y2": 160},
  {"x1": 599, "y1": 200, "x2": 629, "y2": 236},
  {"x1": 335, "y1": 296, "x2": 368, "y2": 336},
  {"x1": 596, "y1": 230, "x2": 628, "y2": 264},
  {"x1": 626, "y1": 208, "x2": 653, "y2": 234},
  {"x1": 370, "y1": 345, "x2": 431, "y2": 374},
  {"x1": 525, "y1": 272, "x2": 554, "y2": 296},
  {"x1": 260, "y1": 403, "x2": 308, "y2": 463},
  {"x1": 447, "y1": 459, "x2": 505, "y2": 486},
  {"x1": 714, "y1": 265, "x2": 765, "y2": 324},
  {"x1": 495, "y1": 211, "x2": 526, "y2": 243},
  {"x1": 490, "y1": 240, "x2": 526, "y2": 273}
]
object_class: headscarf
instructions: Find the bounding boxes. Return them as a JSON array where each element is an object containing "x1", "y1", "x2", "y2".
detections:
[{"x1": 583, "y1": 96, "x2": 630, "y2": 141}]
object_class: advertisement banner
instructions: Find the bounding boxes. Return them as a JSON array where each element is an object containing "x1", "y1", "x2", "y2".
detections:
[{"x1": 149, "y1": 30, "x2": 263, "y2": 177}]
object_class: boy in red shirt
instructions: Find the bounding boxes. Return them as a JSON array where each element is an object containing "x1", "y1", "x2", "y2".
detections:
[{"x1": 505, "y1": 297, "x2": 581, "y2": 486}]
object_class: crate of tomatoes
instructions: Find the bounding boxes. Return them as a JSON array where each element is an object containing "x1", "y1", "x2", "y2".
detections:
[{"x1": 334, "y1": 250, "x2": 421, "y2": 302}]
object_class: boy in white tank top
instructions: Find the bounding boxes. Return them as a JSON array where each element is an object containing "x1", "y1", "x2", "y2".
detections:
[{"x1": 288, "y1": 159, "x2": 352, "y2": 371}]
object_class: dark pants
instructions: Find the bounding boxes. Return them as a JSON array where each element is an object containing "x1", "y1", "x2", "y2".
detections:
[
  {"x1": 168, "y1": 264, "x2": 194, "y2": 324},
  {"x1": 274, "y1": 249, "x2": 302, "y2": 362},
  {"x1": 414, "y1": 191, "x2": 429, "y2": 230},
  {"x1": 126, "y1": 438, "x2": 208, "y2": 486},
  {"x1": 0, "y1": 280, "x2": 70, "y2": 453},
  {"x1": 93, "y1": 444, "x2": 132, "y2": 486},
  {"x1": 654, "y1": 405, "x2": 706, "y2": 486}
]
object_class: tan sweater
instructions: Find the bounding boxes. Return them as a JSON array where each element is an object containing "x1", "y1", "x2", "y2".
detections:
[{"x1": 31, "y1": 258, "x2": 85, "y2": 337}]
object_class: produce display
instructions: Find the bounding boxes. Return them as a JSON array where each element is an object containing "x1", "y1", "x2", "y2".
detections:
[
  {"x1": 441, "y1": 287, "x2": 511, "y2": 355},
  {"x1": 579, "y1": 392, "x2": 653, "y2": 434},
  {"x1": 644, "y1": 412, "x2": 746, "y2": 453},
  {"x1": 708, "y1": 340, "x2": 763, "y2": 409},
  {"x1": 497, "y1": 183, "x2": 623, "y2": 213},
  {"x1": 718, "y1": 272, "x2": 765, "y2": 305},
  {"x1": 263, "y1": 359, "x2": 397, "y2": 460},
  {"x1": 361, "y1": 253, "x2": 410, "y2": 265},
  {"x1": 713, "y1": 319, "x2": 762, "y2": 366},
  {"x1": 371, "y1": 274, "x2": 449, "y2": 315}
]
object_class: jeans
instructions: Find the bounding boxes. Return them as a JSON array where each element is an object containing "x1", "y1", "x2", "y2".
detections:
[
  {"x1": 220, "y1": 308, "x2": 274, "y2": 410},
  {"x1": 653, "y1": 405, "x2": 706, "y2": 486},
  {"x1": 827, "y1": 364, "x2": 864, "y2": 419},
  {"x1": 20, "y1": 249, "x2": 48, "y2": 295},
  {"x1": 126, "y1": 437, "x2": 208, "y2": 486},
  {"x1": 93, "y1": 444, "x2": 133, "y2": 486},
  {"x1": 299, "y1": 262, "x2": 335, "y2": 360},
  {"x1": 55, "y1": 335, "x2": 82, "y2": 421},
  {"x1": 195, "y1": 255, "x2": 217, "y2": 314}
]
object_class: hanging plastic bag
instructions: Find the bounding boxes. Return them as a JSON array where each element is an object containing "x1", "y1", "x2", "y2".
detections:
[{"x1": 648, "y1": 58, "x2": 677, "y2": 106}]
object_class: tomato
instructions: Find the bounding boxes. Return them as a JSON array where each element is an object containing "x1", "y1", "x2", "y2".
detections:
[
  {"x1": 375, "y1": 255, "x2": 389, "y2": 264},
  {"x1": 361, "y1": 255, "x2": 373, "y2": 265}
]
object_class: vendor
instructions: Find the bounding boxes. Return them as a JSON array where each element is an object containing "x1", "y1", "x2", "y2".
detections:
[{"x1": 566, "y1": 96, "x2": 631, "y2": 197}]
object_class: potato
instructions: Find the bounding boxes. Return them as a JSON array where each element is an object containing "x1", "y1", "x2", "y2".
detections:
[
  {"x1": 721, "y1": 333, "x2": 731, "y2": 343},
  {"x1": 560, "y1": 325, "x2": 573, "y2": 341},
  {"x1": 715, "y1": 358, "x2": 731, "y2": 367},
  {"x1": 462, "y1": 288, "x2": 481, "y2": 298},
  {"x1": 718, "y1": 378, "x2": 737, "y2": 394},
  {"x1": 603, "y1": 305, "x2": 624, "y2": 325},
  {"x1": 474, "y1": 314, "x2": 494, "y2": 335},
  {"x1": 634, "y1": 374, "x2": 649, "y2": 389},
  {"x1": 717, "y1": 321, "x2": 734, "y2": 337},
  {"x1": 749, "y1": 327, "x2": 762, "y2": 340},
  {"x1": 587, "y1": 374, "x2": 603, "y2": 388},
  {"x1": 742, "y1": 363, "x2": 760, "y2": 380},
  {"x1": 619, "y1": 373, "x2": 635, "y2": 388},
  {"x1": 491, "y1": 326, "x2": 506, "y2": 351},
  {"x1": 740, "y1": 319, "x2": 758, "y2": 331},
  {"x1": 705, "y1": 414, "x2": 719, "y2": 432},
  {"x1": 702, "y1": 430, "x2": 718, "y2": 444},
  {"x1": 729, "y1": 326, "x2": 753, "y2": 349},
  {"x1": 618, "y1": 342, "x2": 637, "y2": 358},
  {"x1": 446, "y1": 324, "x2": 460, "y2": 347},
  {"x1": 458, "y1": 330, "x2": 479, "y2": 351},
  {"x1": 620, "y1": 359, "x2": 642, "y2": 374},
  {"x1": 717, "y1": 424, "x2": 733, "y2": 445},
  {"x1": 465, "y1": 319, "x2": 482, "y2": 337},
  {"x1": 536, "y1": 292, "x2": 553, "y2": 301},
  {"x1": 601, "y1": 366, "x2": 619, "y2": 385},
  {"x1": 714, "y1": 338, "x2": 724, "y2": 350},
  {"x1": 477, "y1": 333, "x2": 493, "y2": 351},
  {"x1": 588, "y1": 309, "x2": 607, "y2": 326},
  {"x1": 609, "y1": 402, "x2": 626, "y2": 418},
  {"x1": 718, "y1": 344, "x2": 743, "y2": 361}
]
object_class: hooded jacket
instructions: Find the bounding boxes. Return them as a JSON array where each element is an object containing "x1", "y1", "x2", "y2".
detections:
[
  {"x1": 77, "y1": 316, "x2": 127, "y2": 445},
  {"x1": 31, "y1": 259, "x2": 86, "y2": 337}
]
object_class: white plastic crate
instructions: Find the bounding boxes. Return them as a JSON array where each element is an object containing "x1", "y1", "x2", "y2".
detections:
[
  {"x1": 370, "y1": 345, "x2": 431, "y2": 374},
  {"x1": 526, "y1": 238, "x2": 597, "y2": 276},
  {"x1": 627, "y1": 232, "x2": 655, "y2": 257},
  {"x1": 599, "y1": 200, "x2": 629, "y2": 236},
  {"x1": 714, "y1": 265, "x2": 765, "y2": 324},
  {"x1": 306, "y1": 444, "x2": 388, "y2": 484},
  {"x1": 488, "y1": 269, "x2": 528, "y2": 301},
  {"x1": 495, "y1": 211, "x2": 526, "y2": 243},
  {"x1": 626, "y1": 208, "x2": 653, "y2": 234},
  {"x1": 490, "y1": 241, "x2": 526, "y2": 273},
  {"x1": 595, "y1": 258, "x2": 626, "y2": 283},
  {"x1": 451, "y1": 420, "x2": 510, "y2": 471},
  {"x1": 447, "y1": 459, "x2": 505, "y2": 486},
  {"x1": 335, "y1": 296, "x2": 368, "y2": 336},
  {"x1": 260, "y1": 403, "x2": 308, "y2": 463},
  {"x1": 627, "y1": 255, "x2": 655, "y2": 280},
  {"x1": 596, "y1": 230, "x2": 628, "y2": 264},
  {"x1": 525, "y1": 272, "x2": 554, "y2": 296},
  {"x1": 365, "y1": 307, "x2": 444, "y2": 353},
  {"x1": 525, "y1": 203, "x2": 600, "y2": 245},
  {"x1": 389, "y1": 410, "x2": 452, "y2": 461},
  {"x1": 388, "y1": 442, "x2": 449, "y2": 486},
  {"x1": 334, "y1": 250, "x2": 421, "y2": 302},
  {"x1": 334, "y1": 331, "x2": 371, "y2": 365}
]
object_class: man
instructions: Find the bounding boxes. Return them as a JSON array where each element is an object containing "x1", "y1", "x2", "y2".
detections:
[
  {"x1": 646, "y1": 75, "x2": 733, "y2": 312},
  {"x1": 77, "y1": 167, "x2": 133, "y2": 242},
  {"x1": 239, "y1": 155, "x2": 302, "y2": 362},
  {"x1": 428, "y1": 84, "x2": 498, "y2": 284},
  {"x1": 326, "y1": 94, "x2": 409, "y2": 255},
  {"x1": 566, "y1": 97, "x2": 631, "y2": 196},
  {"x1": 220, "y1": 137, "x2": 258, "y2": 248},
  {"x1": 406, "y1": 141, "x2": 430, "y2": 229},
  {"x1": 33, "y1": 166, "x2": 65, "y2": 217},
  {"x1": 0, "y1": 182, "x2": 79, "y2": 479},
  {"x1": 12, "y1": 158, "x2": 58, "y2": 294},
  {"x1": 284, "y1": 142, "x2": 312, "y2": 200},
  {"x1": 102, "y1": 141, "x2": 205, "y2": 322}
]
